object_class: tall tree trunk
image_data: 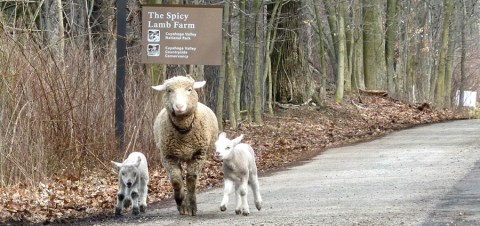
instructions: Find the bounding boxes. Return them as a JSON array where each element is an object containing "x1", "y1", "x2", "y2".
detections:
[
  {"x1": 458, "y1": 0, "x2": 467, "y2": 108},
  {"x1": 236, "y1": 0, "x2": 245, "y2": 121},
  {"x1": 435, "y1": 0, "x2": 453, "y2": 108},
  {"x1": 241, "y1": 0, "x2": 256, "y2": 121},
  {"x1": 272, "y1": 1, "x2": 313, "y2": 105},
  {"x1": 312, "y1": 0, "x2": 327, "y2": 104},
  {"x1": 444, "y1": 3, "x2": 457, "y2": 108},
  {"x1": 362, "y1": 0, "x2": 386, "y2": 90},
  {"x1": 216, "y1": 0, "x2": 229, "y2": 131},
  {"x1": 385, "y1": 0, "x2": 398, "y2": 96},
  {"x1": 335, "y1": 0, "x2": 346, "y2": 103},
  {"x1": 264, "y1": 1, "x2": 282, "y2": 114},
  {"x1": 253, "y1": 0, "x2": 263, "y2": 124}
]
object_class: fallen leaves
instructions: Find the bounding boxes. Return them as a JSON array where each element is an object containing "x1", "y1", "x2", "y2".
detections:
[{"x1": 0, "y1": 95, "x2": 466, "y2": 224}]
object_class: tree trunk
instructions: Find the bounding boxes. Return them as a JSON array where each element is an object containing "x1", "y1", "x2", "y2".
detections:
[
  {"x1": 444, "y1": 3, "x2": 457, "y2": 108},
  {"x1": 253, "y1": 0, "x2": 263, "y2": 124},
  {"x1": 335, "y1": 0, "x2": 346, "y2": 103},
  {"x1": 241, "y1": 0, "x2": 256, "y2": 121},
  {"x1": 435, "y1": 0, "x2": 453, "y2": 108},
  {"x1": 362, "y1": 0, "x2": 386, "y2": 90},
  {"x1": 272, "y1": 0, "x2": 313, "y2": 105},
  {"x1": 385, "y1": 0, "x2": 398, "y2": 96}
]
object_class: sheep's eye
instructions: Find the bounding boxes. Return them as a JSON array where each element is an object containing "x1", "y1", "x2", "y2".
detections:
[
  {"x1": 133, "y1": 172, "x2": 137, "y2": 177},
  {"x1": 187, "y1": 87, "x2": 192, "y2": 92},
  {"x1": 225, "y1": 147, "x2": 230, "y2": 150},
  {"x1": 121, "y1": 172, "x2": 125, "y2": 176}
]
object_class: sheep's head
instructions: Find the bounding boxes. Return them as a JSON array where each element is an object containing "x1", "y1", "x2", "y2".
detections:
[
  {"x1": 111, "y1": 157, "x2": 142, "y2": 188},
  {"x1": 215, "y1": 132, "x2": 244, "y2": 160},
  {"x1": 152, "y1": 75, "x2": 205, "y2": 116}
]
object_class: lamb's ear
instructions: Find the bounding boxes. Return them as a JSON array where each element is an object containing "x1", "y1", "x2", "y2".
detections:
[
  {"x1": 219, "y1": 132, "x2": 227, "y2": 139},
  {"x1": 152, "y1": 84, "x2": 166, "y2": 91},
  {"x1": 134, "y1": 156, "x2": 142, "y2": 168},
  {"x1": 193, "y1": 81, "x2": 206, "y2": 89},
  {"x1": 232, "y1": 134, "x2": 244, "y2": 145},
  {"x1": 111, "y1": 161, "x2": 122, "y2": 170}
]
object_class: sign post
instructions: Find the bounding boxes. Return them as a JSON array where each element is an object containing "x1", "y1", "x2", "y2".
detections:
[{"x1": 115, "y1": 0, "x2": 127, "y2": 151}]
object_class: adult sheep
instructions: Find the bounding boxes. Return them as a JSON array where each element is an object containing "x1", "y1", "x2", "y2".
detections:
[{"x1": 152, "y1": 75, "x2": 218, "y2": 216}]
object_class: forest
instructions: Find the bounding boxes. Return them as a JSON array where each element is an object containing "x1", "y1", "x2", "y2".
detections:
[{"x1": 0, "y1": 0, "x2": 479, "y2": 223}]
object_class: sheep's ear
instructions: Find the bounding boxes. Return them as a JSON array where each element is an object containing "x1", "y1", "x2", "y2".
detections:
[
  {"x1": 111, "y1": 161, "x2": 122, "y2": 170},
  {"x1": 193, "y1": 81, "x2": 206, "y2": 89},
  {"x1": 219, "y1": 132, "x2": 227, "y2": 139},
  {"x1": 232, "y1": 134, "x2": 244, "y2": 145},
  {"x1": 152, "y1": 84, "x2": 166, "y2": 91},
  {"x1": 135, "y1": 156, "x2": 142, "y2": 167}
]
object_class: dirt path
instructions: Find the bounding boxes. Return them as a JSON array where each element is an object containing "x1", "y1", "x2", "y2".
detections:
[{"x1": 90, "y1": 119, "x2": 480, "y2": 226}]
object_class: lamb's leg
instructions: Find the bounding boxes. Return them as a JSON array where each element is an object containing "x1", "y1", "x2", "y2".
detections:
[
  {"x1": 220, "y1": 179, "x2": 233, "y2": 211},
  {"x1": 238, "y1": 180, "x2": 250, "y2": 216},
  {"x1": 115, "y1": 192, "x2": 124, "y2": 217},
  {"x1": 139, "y1": 179, "x2": 148, "y2": 213},
  {"x1": 115, "y1": 183, "x2": 126, "y2": 217},
  {"x1": 234, "y1": 186, "x2": 242, "y2": 215},
  {"x1": 162, "y1": 158, "x2": 185, "y2": 215},
  {"x1": 250, "y1": 172, "x2": 262, "y2": 211},
  {"x1": 131, "y1": 189, "x2": 140, "y2": 215}
]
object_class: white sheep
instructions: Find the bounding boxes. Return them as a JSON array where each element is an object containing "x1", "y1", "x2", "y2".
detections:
[
  {"x1": 152, "y1": 75, "x2": 219, "y2": 216},
  {"x1": 111, "y1": 152, "x2": 149, "y2": 216},
  {"x1": 215, "y1": 132, "x2": 262, "y2": 216}
]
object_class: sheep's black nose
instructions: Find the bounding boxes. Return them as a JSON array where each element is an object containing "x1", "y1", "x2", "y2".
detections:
[{"x1": 127, "y1": 182, "x2": 132, "y2": 187}]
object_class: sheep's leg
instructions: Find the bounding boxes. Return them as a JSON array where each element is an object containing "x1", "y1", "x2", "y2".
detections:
[
  {"x1": 131, "y1": 188, "x2": 140, "y2": 215},
  {"x1": 250, "y1": 172, "x2": 262, "y2": 211},
  {"x1": 185, "y1": 152, "x2": 207, "y2": 216},
  {"x1": 162, "y1": 158, "x2": 185, "y2": 215},
  {"x1": 238, "y1": 180, "x2": 250, "y2": 216},
  {"x1": 220, "y1": 179, "x2": 234, "y2": 211},
  {"x1": 139, "y1": 179, "x2": 148, "y2": 213}
]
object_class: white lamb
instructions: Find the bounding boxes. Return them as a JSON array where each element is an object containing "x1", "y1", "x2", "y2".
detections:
[
  {"x1": 215, "y1": 132, "x2": 262, "y2": 216},
  {"x1": 152, "y1": 75, "x2": 219, "y2": 216},
  {"x1": 111, "y1": 152, "x2": 149, "y2": 216}
]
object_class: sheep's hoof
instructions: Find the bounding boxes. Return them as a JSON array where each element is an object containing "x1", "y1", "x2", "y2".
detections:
[
  {"x1": 140, "y1": 205, "x2": 146, "y2": 213},
  {"x1": 132, "y1": 207, "x2": 140, "y2": 215},
  {"x1": 242, "y1": 211, "x2": 250, "y2": 216},
  {"x1": 220, "y1": 205, "x2": 227, "y2": 212},
  {"x1": 178, "y1": 204, "x2": 197, "y2": 216},
  {"x1": 114, "y1": 208, "x2": 122, "y2": 217},
  {"x1": 235, "y1": 209, "x2": 241, "y2": 215},
  {"x1": 123, "y1": 199, "x2": 132, "y2": 208}
]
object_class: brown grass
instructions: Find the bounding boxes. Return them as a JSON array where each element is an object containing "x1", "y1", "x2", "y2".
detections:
[{"x1": 0, "y1": 30, "x2": 160, "y2": 187}]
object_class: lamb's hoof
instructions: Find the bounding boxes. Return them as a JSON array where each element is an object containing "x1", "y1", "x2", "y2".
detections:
[
  {"x1": 114, "y1": 207, "x2": 122, "y2": 217},
  {"x1": 132, "y1": 207, "x2": 140, "y2": 215},
  {"x1": 220, "y1": 205, "x2": 227, "y2": 212},
  {"x1": 235, "y1": 209, "x2": 241, "y2": 215},
  {"x1": 242, "y1": 211, "x2": 250, "y2": 216},
  {"x1": 255, "y1": 202, "x2": 262, "y2": 211},
  {"x1": 123, "y1": 199, "x2": 132, "y2": 208},
  {"x1": 140, "y1": 205, "x2": 146, "y2": 213}
]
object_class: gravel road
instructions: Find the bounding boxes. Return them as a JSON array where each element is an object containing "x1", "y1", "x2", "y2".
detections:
[{"x1": 97, "y1": 119, "x2": 480, "y2": 226}]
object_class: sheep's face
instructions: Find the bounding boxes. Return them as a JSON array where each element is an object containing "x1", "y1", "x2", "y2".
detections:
[
  {"x1": 215, "y1": 132, "x2": 244, "y2": 160},
  {"x1": 119, "y1": 165, "x2": 140, "y2": 188},
  {"x1": 152, "y1": 76, "x2": 206, "y2": 116}
]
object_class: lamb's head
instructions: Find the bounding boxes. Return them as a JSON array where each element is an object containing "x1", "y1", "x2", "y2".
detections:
[
  {"x1": 152, "y1": 75, "x2": 205, "y2": 116},
  {"x1": 215, "y1": 132, "x2": 244, "y2": 160},
  {"x1": 111, "y1": 157, "x2": 142, "y2": 188}
]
